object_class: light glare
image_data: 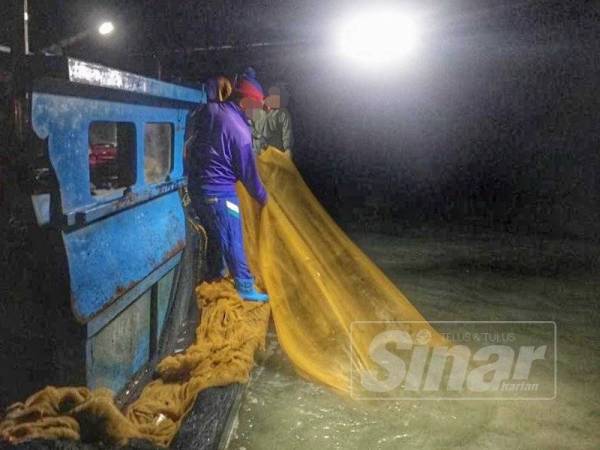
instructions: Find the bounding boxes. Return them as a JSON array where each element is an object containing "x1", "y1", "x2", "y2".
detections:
[
  {"x1": 338, "y1": 10, "x2": 420, "y2": 67},
  {"x1": 98, "y1": 22, "x2": 115, "y2": 36}
]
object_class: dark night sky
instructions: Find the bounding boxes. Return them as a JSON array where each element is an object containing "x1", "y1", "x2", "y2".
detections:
[{"x1": 2, "y1": 1, "x2": 599, "y2": 238}]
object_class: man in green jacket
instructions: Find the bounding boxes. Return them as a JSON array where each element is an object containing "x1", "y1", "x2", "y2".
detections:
[{"x1": 253, "y1": 84, "x2": 294, "y2": 158}]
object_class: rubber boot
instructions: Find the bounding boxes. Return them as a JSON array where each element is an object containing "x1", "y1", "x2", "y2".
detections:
[{"x1": 235, "y1": 277, "x2": 269, "y2": 302}]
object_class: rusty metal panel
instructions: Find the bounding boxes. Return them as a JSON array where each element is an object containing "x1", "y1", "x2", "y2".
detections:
[
  {"x1": 156, "y1": 268, "x2": 176, "y2": 340},
  {"x1": 29, "y1": 80, "x2": 199, "y2": 322},
  {"x1": 63, "y1": 191, "x2": 184, "y2": 321},
  {"x1": 26, "y1": 59, "x2": 205, "y2": 394},
  {"x1": 87, "y1": 290, "x2": 151, "y2": 392}
]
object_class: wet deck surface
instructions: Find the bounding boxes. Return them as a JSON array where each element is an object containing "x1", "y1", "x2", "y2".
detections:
[
  {"x1": 171, "y1": 384, "x2": 244, "y2": 450},
  {"x1": 228, "y1": 230, "x2": 600, "y2": 450}
]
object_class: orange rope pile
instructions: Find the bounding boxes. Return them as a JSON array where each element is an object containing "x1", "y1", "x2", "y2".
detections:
[{"x1": 0, "y1": 280, "x2": 270, "y2": 447}]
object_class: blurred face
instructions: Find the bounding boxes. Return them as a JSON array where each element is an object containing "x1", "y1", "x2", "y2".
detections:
[
  {"x1": 264, "y1": 94, "x2": 281, "y2": 110},
  {"x1": 264, "y1": 86, "x2": 286, "y2": 109},
  {"x1": 239, "y1": 96, "x2": 264, "y2": 120}
]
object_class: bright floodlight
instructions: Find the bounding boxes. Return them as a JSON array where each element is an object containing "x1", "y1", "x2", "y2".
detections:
[
  {"x1": 98, "y1": 21, "x2": 115, "y2": 36},
  {"x1": 337, "y1": 10, "x2": 420, "y2": 67}
]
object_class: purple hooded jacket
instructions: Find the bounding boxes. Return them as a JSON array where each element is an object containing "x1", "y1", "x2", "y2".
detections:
[{"x1": 187, "y1": 101, "x2": 267, "y2": 205}]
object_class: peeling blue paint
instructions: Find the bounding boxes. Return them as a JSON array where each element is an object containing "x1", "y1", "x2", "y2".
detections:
[{"x1": 29, "y1": 60, "x2": 205, "y2": 391}]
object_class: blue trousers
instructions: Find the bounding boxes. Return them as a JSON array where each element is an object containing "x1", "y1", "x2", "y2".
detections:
[{"x1": 192, "y1": 191, "x2": 253, "y2": 281}]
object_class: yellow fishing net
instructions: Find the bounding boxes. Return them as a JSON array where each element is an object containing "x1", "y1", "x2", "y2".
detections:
[
  {"x1": 1, "y1": 146, "x2": 445, "y2": 446},
  {"x1": 238, "y1": 147, "x2": 446, "y2": 394},
  {"x1": 0, "y1": 281, "x2": 270, "y2": 446}
]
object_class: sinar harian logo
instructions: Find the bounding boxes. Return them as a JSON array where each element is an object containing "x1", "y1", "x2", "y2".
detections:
[{"x1": 351, "y1": 321, "x2": 556, "y2": 400}]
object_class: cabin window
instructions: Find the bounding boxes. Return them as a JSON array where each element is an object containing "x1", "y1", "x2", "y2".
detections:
[
  {"x1": 144, "y1": 123, "x2": 173, "y2": 184},
  {"x1": 89, "y1": 122, "x2": 136, "y2": 196}
]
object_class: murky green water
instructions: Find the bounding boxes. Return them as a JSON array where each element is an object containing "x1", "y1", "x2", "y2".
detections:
[{"x1": 228, "y1": 231, "x2": 600, "y2": 450}]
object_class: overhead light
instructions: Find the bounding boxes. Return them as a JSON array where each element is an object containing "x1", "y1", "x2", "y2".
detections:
[
  {"x1": 98, "y1": 22, "x2": 115, "y2": 36},
  {"x1": 337, "y1": 9, "x2": 421, "y2": 68}
]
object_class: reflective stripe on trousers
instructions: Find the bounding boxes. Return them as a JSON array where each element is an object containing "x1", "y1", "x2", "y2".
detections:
[{"x1": 192, "y1": 193, "x2": 253, "y2": 281}]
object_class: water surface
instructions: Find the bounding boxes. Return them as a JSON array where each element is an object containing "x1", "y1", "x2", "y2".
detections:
[{"x1": 229, "y1": 231, "x2": 600, "y2": 449}]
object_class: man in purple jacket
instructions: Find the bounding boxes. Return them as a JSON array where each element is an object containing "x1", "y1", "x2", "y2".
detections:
[{"x1": 187, "y1": 76, "x2": 269, "y2": 302}]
